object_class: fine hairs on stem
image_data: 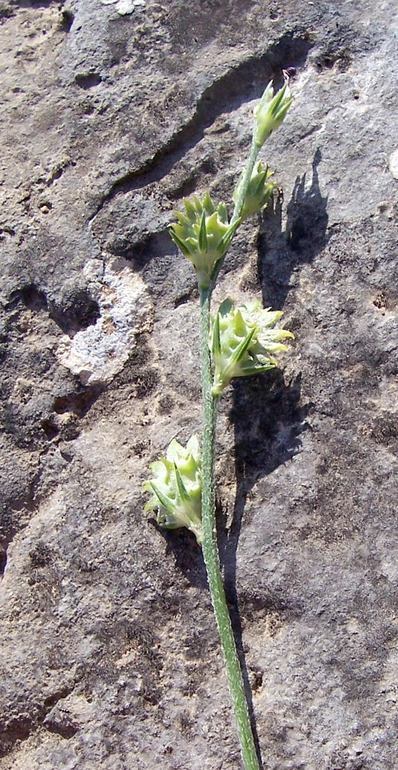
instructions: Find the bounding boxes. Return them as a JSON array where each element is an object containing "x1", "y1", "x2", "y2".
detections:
[{"x1": 144, "y1": 71, "x2": 295, "y2": 770}]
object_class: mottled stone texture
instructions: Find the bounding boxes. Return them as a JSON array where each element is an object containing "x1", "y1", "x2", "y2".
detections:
[{"x1": 0, "y1": 1, "x2": 397, "y2": 768}]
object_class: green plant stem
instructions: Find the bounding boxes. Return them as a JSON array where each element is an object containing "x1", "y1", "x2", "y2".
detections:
[
  {"x1": 231, "y1": 134, "x2": 260, "y2": 224},
  {"x1": 199, "y1": 288, "x2": 261, "y2": 770},
  {"x1": 210, "y1": 135, "x2": 260, "y2": 291}
]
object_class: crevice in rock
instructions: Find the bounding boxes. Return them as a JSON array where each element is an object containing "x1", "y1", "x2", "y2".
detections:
[
  {"x1": 53, "y1": 385, "x2": 103, "y2": 418},
  {"x1": 250, "y1": 668, "x2": 264, "y2": 693},
  {"x1": 91, "y1": 30, "x2": 314, "y2": 218},
  {"x1": 45, "y1": 720, "x2": 78, "y2": 739},
  {"x1": 0, "y1": 547, "x2": 8, "y2": 576},
  {"x1": 0, "y1": 717, "x2": 33, "y2": 758},
  {"x1": 42, "y1": 684, "x2": 75, "y2": 711},
  {"x1": 75, "y1": 72, "x2": 102, "y2": 90},
  {"x1": 7, "y1": 284, "x2": 101, "y2": 337},
  {"x1": 8, "y1": 284, "x2": 48, "y2": 313},
  {"x1": 110, "y1": 228, "x2": 172, "y2": 266},
  {"x1": 315, "y1": 46, "x2": 352, "y2": 72},
  {"x1": 40, "y1": 417, "x2": 60, "y2": 440},
  {"x1": 49, "y1": 290, "x2": 101, "y2": 336},
  {"x1": 174, "y1": 289, "x2": 197, "y2": 308},
  {"x1": 0, "y1": 226, "x2": 16, "y2": 238},
  {"x1": 0, "y1": 7, "x2": 14, "y2": 24},
  {"x1": 60, "y1": 8, "x2": 74, "y2": 32}
]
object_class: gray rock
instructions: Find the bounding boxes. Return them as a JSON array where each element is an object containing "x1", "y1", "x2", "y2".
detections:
[{"x1": 0, "y1": 1, "x2": 397, "y2": 769}]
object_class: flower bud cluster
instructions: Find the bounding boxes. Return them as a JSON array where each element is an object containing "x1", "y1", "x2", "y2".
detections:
[
  {"x1": 143, "y1": 436, "x2": 202, "y2": 543},
  {"x1": 233, "y1": 161, "x2": 277, "y2": 220},
  {"x1": 169, "y1": 193, "x2": 239, "y2": 290},
  {"x1": 211, "y1": 298, "x2": 294, "y2": 395},
  {"x1": 254, "y1": 75, "x2": 293, "y2": 148}
]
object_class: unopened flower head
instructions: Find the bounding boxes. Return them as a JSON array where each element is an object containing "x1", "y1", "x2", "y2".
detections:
[
  {"x1": 211, "y1": 298, "x2": 294, "y2": 395},
  {"x1": 254, "y1": 74, "x2": 293, "y2": 148},
  {"x1": 170, "y1": 193, "x2": 239, "y2": 289},
  {"x1": 233, "y1": 161, "x2": 277, "y2": 220},
  {"x1": 143, "y1": 435, "x2": 202, "y2": 543}
]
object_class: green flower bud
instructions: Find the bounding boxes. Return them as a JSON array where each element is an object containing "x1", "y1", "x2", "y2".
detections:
[
  {"x1": 143, "y1": 435, "x2": 202, "y2": 543},
  {"x1": 211, "y1": 298, "x2": 294, "y2": 396},
  {"x1": 233, "y1": 161, "x2": 277, "y2": 220},
  {"x1": 254, "y1": 76, "x2": 293, "y2": 148},
  {"x1": 169, "y1": 193, "x2": 239, "y2": 289}
]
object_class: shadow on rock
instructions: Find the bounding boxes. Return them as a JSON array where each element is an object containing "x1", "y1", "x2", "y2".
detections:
[
  {"x1": 155, "y1": 375, "x2": 311, "y2": 594},
  {"x1": 221, "y1": 150, "x2": 326, "y2": 620},
  {"x1": 217, "y1": 151, "x2": 326, "y2": 748},
  {"x1": 219, "y1": 371, "x2": 312, "y2": 754},
  {"x1": 223, "y1": 371, "x2": 312, "y2": 578},
  {"x1": 151, "y1": 522, "x2": 208, "y2": 590},
  {"x1": 258, "y1": 147, "x2": 329, "y2": 309}
]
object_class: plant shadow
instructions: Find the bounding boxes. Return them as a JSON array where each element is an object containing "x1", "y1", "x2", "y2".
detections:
[
  {"x1": 258, "y1": 147, "x2": 329, "y2": 309},
  {"x1": 151, "y1": 521, "x2": 208, "y2": 589},
  {"x1": 218, "y1": 148, "x2": 328, "y2": 755},
  {"x1": 221, "y1": 372, "x2": 312, "y2": 595},
  {"x1": 217, "y1": 371, "x2": 312, "y2": 757}
]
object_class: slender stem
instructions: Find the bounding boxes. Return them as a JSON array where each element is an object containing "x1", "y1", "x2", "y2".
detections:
[
  {"x1": 199, "y1": 288, "x2": 261, "y2": 770},
  {"x1": 231, "y1": 134, "x2": 260, "y2": 224},
  {"x1": 210, "y1": 135, "x2": 260, "y2": 291}
]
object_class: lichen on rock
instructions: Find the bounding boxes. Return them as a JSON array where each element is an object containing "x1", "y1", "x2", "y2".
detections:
[{"x1": 57, "y1": 258, "x2": 152, "y2": 386}]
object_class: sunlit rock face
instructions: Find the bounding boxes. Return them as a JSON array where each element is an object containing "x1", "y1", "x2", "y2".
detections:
[{"x1": 0, "y1": 1, "x2": 397, "y2": 769}]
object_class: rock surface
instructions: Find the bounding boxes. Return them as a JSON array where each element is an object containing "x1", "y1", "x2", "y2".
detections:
[{"x1": 0, "y1": 1, "x2": 397, "y2": 769}]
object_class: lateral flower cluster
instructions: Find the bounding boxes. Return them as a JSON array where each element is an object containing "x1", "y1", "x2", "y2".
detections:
[
  {"x1": 211, "y1": 298, "x2": 294, "y2": 395},
  {"x1": 143, "y1": 436, "x2": 203, "y2": 544},
  {"x1": 233, "y1": 161, "x2": 277, "y2": 221}
]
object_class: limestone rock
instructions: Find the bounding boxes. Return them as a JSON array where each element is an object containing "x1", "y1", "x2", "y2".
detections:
[{"x1": 0, "y1": 1, "x2": 397, "y2": 769}]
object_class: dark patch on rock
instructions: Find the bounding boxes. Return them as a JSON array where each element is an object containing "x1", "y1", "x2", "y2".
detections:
[{"x1": 75, "y1": 71, "x2": 102, "y2": 90}]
